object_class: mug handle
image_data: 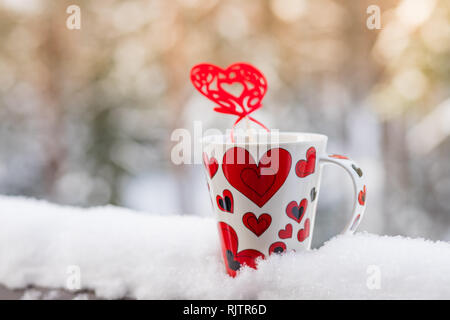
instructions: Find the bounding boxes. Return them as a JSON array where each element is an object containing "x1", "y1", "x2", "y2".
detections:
[{"x1": 318, "y1": 154, "x2": 367, "y2": 234}]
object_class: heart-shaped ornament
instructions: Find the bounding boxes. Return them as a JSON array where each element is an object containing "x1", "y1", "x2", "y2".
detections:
[{"x1": 190, "y1": 63, "x2": 267, "y2": 116}]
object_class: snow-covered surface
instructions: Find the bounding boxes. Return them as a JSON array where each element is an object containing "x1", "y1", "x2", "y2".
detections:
[{"x1": 0, "y1": 196, "x2": 449, "y2": 299}]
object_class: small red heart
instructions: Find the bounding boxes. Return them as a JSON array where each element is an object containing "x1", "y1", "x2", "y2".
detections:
[
  {"x1": 350, "y1": 214, "x2": 361, "y2": 231},
  {"x1": 295, "y1": 147, "x2": 316, "y2": 178},
  {"x1": 297, "y1": 218, "x2": 311, "y2": 242},
  {"x1": 203, "y1": 153, "x2": 218, "y2": 179},
  {"x1": 242, "y1": 212, "x2": 272, "y2": 237},
  {"x1": 286, "y1": 199, "x2": 308, "y2": 223},
  {"x1": 268, "y1": 241, "x2": 287, "y2": 255},
  {"x1": 278, "y1": 224, "x2": 293, "y2": 239},
  {"x1": 216, "y1": 189, "x2": 233, "y2": 213},
  {"x1": 358, "y1": 185, "x2": 367, "y2": 206}
]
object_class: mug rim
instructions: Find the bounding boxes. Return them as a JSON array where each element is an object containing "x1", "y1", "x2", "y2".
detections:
[{"x1": 201, "y1": 131, "x2": 328, "y2": 146}]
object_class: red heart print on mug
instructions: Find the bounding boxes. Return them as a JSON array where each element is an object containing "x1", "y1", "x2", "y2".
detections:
[
  {"x1": 216, "y1": 189, "x2": 234, "y2": 213},
  {"x1": 222, "y1": 147, "x2": 292, "y2": 208},
  {"x1": 268, "y1": 241, "x2": 287, "y2": 255},
  {"x1": 295, "y1": 147, "x2": 316, "y2": 178},
  {"x1": 329, "y1": 154, "x2": 349, "y2": 160},
  {"x1": 203, "y1": 152, "x2": 218, "y2": 179},
  {"x1": 297, "y1": 218, "x2": 311, "y2": 242},
  {"x1": 218, "y1": 222, "x2": 265, "y2": 277},
  {"x1": 278, "y1": 223, "x2": 293, "y2": 239},
  {"x1": 286, "y1": 199, "x2": 308, "y2": 223},
  {"x1": 242, "y1": 212, "x2": 272, "y2": 237},
  {"x1": 358, "y1": 185, "x2": 367, "y2": 205},
  {"x1": 350, "y1": 214, "x2": 361, "y2": 231}
]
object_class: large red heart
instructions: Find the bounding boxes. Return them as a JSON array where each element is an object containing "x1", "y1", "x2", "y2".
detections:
[
  {"x1": 242, "y1": 212, "x2": 272, "y2": 237},
  {"x1": 297, "y1": 218, "x2": 310, "y2": 242},
  {"x1": 203, "y1": 153, "x2": 218, "y2": 179},
  {"x1": 190, "y1": 63, "x2": 267, "y2": 116},
  {"x1": 222, "y1": 147, "x2": 292, "y2": 208},
  {"x1": 295, "y1": 147, "x2": 316, "y2": 178},
  {"x1": 218, "y1": 222, "x2": 265, "y2": 277}
]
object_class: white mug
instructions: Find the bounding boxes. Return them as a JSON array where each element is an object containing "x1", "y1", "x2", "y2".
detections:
[{"x1": 202, "y1": 132, "x2": 367, "y2": 277}]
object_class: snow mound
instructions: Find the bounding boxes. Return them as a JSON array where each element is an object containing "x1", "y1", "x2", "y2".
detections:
[{"x1": 0, "y1": 196, "x2": 449, "y2": 299}]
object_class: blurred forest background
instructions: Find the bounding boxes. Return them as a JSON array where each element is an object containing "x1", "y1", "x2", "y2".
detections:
[{"x1": 0, "y1": 0, "x2": 449, "y2": 245}]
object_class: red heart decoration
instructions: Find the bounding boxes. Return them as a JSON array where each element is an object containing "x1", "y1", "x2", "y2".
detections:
[
  {"x1": 216, "y1": 189, "x2": 234, "y2": 213},
  {"x1": 190, "y1": 63, "x2": 267, "y2": 117},
  {"x1": 329, "y1": 154, "x2": 349, "y2": 160},
  {"x1": 268, "y1": 241, "x2": 287, "y2": 255},
  {"x1": 242, "y1": 212, "x2": 272, "y2": 237},
  {"x1": 297, "y1": 218, "x2": 311, "y2": 242},
  {"x1": 218, "y1": 222, "x2": 265, "y2": 277},
  {"x1": 222, "y1": 147, "x2": 292, "y2": 208},
  {"x1": 286, "y1": 199, "x2": 308, "y2": 223},
  {"x1": 295, "y1": 147, "x2": 316, "y2": 178},
  {"x1": 350, "y1": 214, "x2": 361, "y2": 231},
  {"x1": 202, "y1": 152, "x2": 218, "y2": 179},
  {"x1": 278, "y1": 223, "x2": 293, "y2": 239},
  {"x1": 358, "y1": 185, "x2": 367, "y2": 206}
]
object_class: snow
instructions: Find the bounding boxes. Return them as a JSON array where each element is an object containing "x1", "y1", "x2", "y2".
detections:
[{"x1": 0, "y1": 196, "x2": 449, "y2": 299}]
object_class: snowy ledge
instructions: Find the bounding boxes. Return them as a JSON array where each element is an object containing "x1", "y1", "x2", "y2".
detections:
[{"x1": 0, "y1": 196, "x2": 449, "y2": 300}]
